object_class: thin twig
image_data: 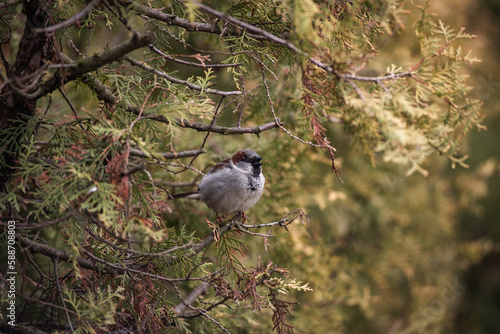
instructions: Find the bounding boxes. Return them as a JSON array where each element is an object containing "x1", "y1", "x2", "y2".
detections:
[
  {"x1": 261, "y1": 66, "x2": 324, "y2": 148},
  {"x1": 129, "y1": 148, "x2": 205, "y2": 159},
  {"x1": 345, "y1": 78, "x2": 366, "y2": 103},
  {"x1": 53, "y1": 258, "x2": 74, "y2": 332},
  {"x1": 377, "y1": 80, "x2": 393, "y2": 98},
  {"x1": 342, "y1": 71, "x2": 412, "y2": 82},
  {"x1": 236, "y1": 225, "x2": 275, "y2": 238},
  {"x1": 241, "y1": 218, "x2": 289, "y2": 229},
  {"x1": 172, "y1": 283, "x2": 232, "y2": 333},
  {"x1": 149, "y1": 45, "x2": 242, "y2": 68},
  {"x1": 125, "y1": 55, "x2": 242, "y2": 96},
  {"x1": 176, "y1": 119, "x2": 281, "y2": 135},
  {"x1": 0, "y1": 214, "x2": 72, "y2": 230},
  {"x1": 122, "y1": 0, "x2": 268, "y2": 43},
  {"x1": 57, "y1": 88, "x2": 87, "y2": 130}
]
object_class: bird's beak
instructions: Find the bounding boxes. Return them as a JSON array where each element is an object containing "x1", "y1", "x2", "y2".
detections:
[{"x1": 250, "y1": 156, "x2": 263, "y2": 167}]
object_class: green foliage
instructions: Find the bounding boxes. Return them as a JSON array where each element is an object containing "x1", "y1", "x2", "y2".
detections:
[{"x1": 0, "y1": 0, "x2": 492, "y2": 333}]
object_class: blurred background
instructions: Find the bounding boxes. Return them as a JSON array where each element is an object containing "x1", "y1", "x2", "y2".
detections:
[
  {"x1": 262, "y1": 0, "x2": 500, "y2": 332},
  {"x1": 433, "y1": 0, "x2": 500, "y2": 332}
]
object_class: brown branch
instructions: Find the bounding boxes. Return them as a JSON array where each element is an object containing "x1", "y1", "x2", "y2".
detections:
[
  {"x1": 17, "y1": 234, "x2": 101, "y2": 271},
  {"x1": 82, "y1": 72, "x2": 281, "y2": 135},
  {"x1": 36, "y1": 31, "x2": 157, "y2": 98},
  {"x1": 17, "y1": 233, "x2": 207, "y2": 281},
  {"x1": 129, "y1": 148, "x2": 205, "y2": 159},
  {"x1": 236, "y1": 225, "x2": 274, "y2": 238},
  {"x1": 83, "y1": 223, "x2": 197, "y2": 258},
  {"x1": 121, "y1": 0, "x2": 219, "y2": 33},
  {"x1": 176, "y1": 119, "x2": 282, "y2": 135},
  {"x1": 119, "y1": 0, "x2": 269, "y2": 41}
]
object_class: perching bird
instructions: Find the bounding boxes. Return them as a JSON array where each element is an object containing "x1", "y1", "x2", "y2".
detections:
[{"x1": 171, "y1": 150, "x2": 265, "y2": 220}]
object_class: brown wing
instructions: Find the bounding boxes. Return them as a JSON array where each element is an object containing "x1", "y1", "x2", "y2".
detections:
[{"x1": 205, "y1": 158, "x2": 231, "y2": 175}]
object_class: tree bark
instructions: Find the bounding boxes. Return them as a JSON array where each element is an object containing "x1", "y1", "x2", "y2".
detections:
[{"x1": 0, "y1": 0, "x2": 57, "y2": 189}]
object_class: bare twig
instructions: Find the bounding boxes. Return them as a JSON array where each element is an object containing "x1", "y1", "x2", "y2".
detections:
[
  {"x1": 241, "y1": 218, "x2": 290, "y2": 229},
  {"x1": 18, "y1": 233, "x2": 194, "y2": 281},
  {"x1": 53, "y1": 258, "x2": 74, "y2": 332},
  {"x1": 261, "y1": 66, "x2": 324, "y2": 148},
  {"x1": 242, "y1": 209, "x2": 309, "y2": 230},
  {"x1": 173, "y1": 281, "x2": 211, "y2": 315},
  {"x1": 345, "y1": 78, "x2": 366, "y2": 103},
  {"x1": 129, "y1": 148, "x2": 205, "y2": 160},
  {"x1": 342, "y1": 71, "x2": 412, "y2": 82},
  {"x1": 236, "y1": 225, "x2": 275, "y2": 238},
  {"x1": 80, "y1": 248, "x2": 206, "y2": 282},
  {"x1": 172, "y1": 283, "x2": 232, "y2": 333},
  {"x1": 176, "y1": 119, "x2": 282, "y2": 135},
  {"x1": 149, "y1": 45, "x2": 242, "y2": 68}
]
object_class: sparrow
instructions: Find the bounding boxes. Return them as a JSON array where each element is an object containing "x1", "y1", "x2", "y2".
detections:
[{"x1": 172, "y1": 150, "x2": 265, "y2": 220}]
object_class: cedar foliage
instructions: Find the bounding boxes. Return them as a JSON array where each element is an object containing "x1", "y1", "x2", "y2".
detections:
[{"x1": 0, "y1": 0, "x2": 487, "y2": 333}]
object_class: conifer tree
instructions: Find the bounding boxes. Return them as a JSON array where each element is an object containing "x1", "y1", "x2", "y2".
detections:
[{"x1": 0, "y1": 0, "x2": 484, "y2": 333}]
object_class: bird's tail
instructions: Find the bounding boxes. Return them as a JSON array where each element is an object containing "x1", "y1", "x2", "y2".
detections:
[{"x1": 170, "y1": 191, "x2": 201, "y2": 200}]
